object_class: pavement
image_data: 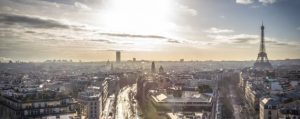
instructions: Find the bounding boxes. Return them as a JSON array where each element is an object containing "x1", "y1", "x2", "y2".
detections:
[
  {"x1": 102, "y1": 94, "x2": 115, "y2": 119},
  {"x1": 229, "y1": 85, "x2": 242, "y2": 119},
  {"x1": 116, "y1": 85, "x2": 138, "y2": 119}
]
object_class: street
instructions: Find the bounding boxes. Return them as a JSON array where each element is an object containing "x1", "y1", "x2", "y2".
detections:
[
  {"x1": 116, "y1": 84, "x2": 139, "y2": 119},
  {"x1": 102, "y1": 94, "x2": 115, "y2": 119},
  {"x1": 229, "y1": 84, "x2": 242, "y2": 119}
]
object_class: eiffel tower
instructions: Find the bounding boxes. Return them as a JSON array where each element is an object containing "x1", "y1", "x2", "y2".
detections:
[{"x1": 253, "y1": 22, "x2": 272, "y2": 70}]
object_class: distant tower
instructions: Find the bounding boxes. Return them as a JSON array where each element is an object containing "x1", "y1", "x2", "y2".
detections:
[
  {"x1": 111, "y1": 63, "x2": 114, "y2": 71},
  {"x1": 151, "y1": 61, "x2": 156, "y2": 73},
  {"x1": 116, "y1": 51, "x2": 121, "y2": 63},
  {"x1": 106, "y1": 59, "x2": 110, "y2": 66},
  {"x1": 159, "y1": 65, "x2": 164, "y2": 74},
  {"x1": 133, "y1": 58, "x2": 136, "y2": 62},
  {"x1": 254, "y1": 22, "x2": 272, "y2": 70}
]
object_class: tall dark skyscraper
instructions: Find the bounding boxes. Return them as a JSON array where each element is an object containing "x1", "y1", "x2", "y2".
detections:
[
  {"x1": 253, "y1": 23, "x2": 272, "y2": 70},
  {"x1": 116, "y1": 51, "x2": 121, "y2": 63},
  {"x1": 151, "y1": 61, "x2": 156, "y2": 73},
  {"x1": 133, "y1": 58, "x2": 136, "y2": 62}
]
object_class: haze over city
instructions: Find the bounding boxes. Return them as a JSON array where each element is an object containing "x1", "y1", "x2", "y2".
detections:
[{"x1": 0, "y1": 0, "x2": 300, "y2": 62}]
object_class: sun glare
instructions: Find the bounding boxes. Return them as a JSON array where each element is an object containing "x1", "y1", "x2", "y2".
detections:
[{"x1": 101, "y1": 0, "x2": 173, "y2": 35}]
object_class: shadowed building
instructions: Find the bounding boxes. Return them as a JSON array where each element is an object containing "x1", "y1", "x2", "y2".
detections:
[
  {"x1": 116, "y1": 51, "x2": 121, "y2": 63},
  {"x1": 0, "y1": 89, "x2": 77, "y2": 119},
  {"x1": 159, "y1": 65, "x2": 164, "y2": 74},
  {"x1": 151, "y1": 61, "x2": 156, "y2": 73},
  {"x1": 253, "y1": 23, "x2": 272, "y2": 70}
]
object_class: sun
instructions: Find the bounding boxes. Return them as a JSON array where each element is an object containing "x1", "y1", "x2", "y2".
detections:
[{"x1": 101, "y1": 0, "x2": 174, "y2": 35}]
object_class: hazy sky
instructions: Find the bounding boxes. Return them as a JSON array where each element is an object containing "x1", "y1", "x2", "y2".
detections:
[{"x1": 0, "y1": 0, "x2": 300, "y2": 61}]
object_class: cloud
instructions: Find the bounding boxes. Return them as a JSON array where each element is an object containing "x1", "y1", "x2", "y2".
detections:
[
  {"x1": 297, "y1": 27, "x2": 300, "y2": 31},
  {"x1": 25, "y1": 30, "x2": 36, "y2": 34},
  {"x1": 250, "y1": 5, "x2": 261, "y2": 8},
  {"x1": 208, "y1": 34, "x2": 258, "y2": 44},
  {"x1": 167, "y1": 39, "x2": 181, "y2": 44},
  {"x1": 2, "y1": 6, "x2": 13, "y2": 11},
  {"x1": 207, "y1": 33, "x2": 298, "y2": 47},
  {"x1": 0, "y1": 12, "x2": 184, "y2": 60},
  {"x1": 100, "y1": 33, "x2": 166, "y2": 39},
  {"x1": 74, "y1": 2, "x2": 92, "y2": 11},
  {"x1": 90, "y1": 39, "x2": 116, "y2": 44},
  {"x1": 39, "y1": 0, "x2": 75, "y2": 5},
  {"x1": 205, "y1": 27, "x2": 234, "y2": 34},
  {"x1": 259, "y1": 0, "x2": 277, "y2": 5},
  {"x1": 265, "y1": 40, "x2": 296, "y2": 46},
  {"x1": 0, "y1": 13, "x2": 68, "y2": 28},
  {"x1": 236, "y1": 0, "x2": 277, "y2": 5},
  {"x1": 0, "y1": 13, "x2": 179, "y2": 47},
  {"x1": 236, "y1": 0, "x2": 254, "y2": 5},
  {"x1": 231, "y1": 34, "x2": 259, "y2": 43},
  {"x1": 99, "y1": 33, "x2": 182, "y2": 44},
  {"x1": 176, "y1": 3, "x2": 198, "y2": 16}
]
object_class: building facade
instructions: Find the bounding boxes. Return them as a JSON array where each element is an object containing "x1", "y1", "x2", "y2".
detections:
[
  {"x1": 0, "y1": 89, "x2": 76, "y2": 119},
  {"x1": 78, "y1": 90, "x2": 102, "y2": 119},
  {"x1": 259, "y1": 97, "x2": 279, "y2": 119}
]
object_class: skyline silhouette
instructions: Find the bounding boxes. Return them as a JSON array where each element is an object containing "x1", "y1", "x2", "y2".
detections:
[{"x1": 0, "y1": 0, "x2": 299, "y2": 61}]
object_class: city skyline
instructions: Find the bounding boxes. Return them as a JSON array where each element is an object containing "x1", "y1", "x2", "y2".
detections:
[{"x1": 1, "y1": 0, "x2": 300, "y2": 62}]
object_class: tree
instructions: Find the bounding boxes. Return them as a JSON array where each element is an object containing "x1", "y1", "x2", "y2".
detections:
[{"x1": 198, "y1": 85, "x2": 213, "y2": 93}]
